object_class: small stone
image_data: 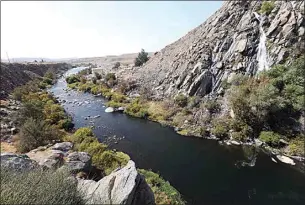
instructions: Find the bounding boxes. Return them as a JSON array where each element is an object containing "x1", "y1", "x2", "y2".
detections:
[{"x1": 105, "y1": 107, "x2": 114, "y2": 113}]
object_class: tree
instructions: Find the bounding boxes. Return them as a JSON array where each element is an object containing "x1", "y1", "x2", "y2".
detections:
[
  {"x1": 134, "y1": 49, "x2": 149, "y2": 67},
  {"x1": 113, "y1": 62, "x2": 120, "y2": 69}
]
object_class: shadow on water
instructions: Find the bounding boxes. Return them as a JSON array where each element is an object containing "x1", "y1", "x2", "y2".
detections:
[{"x1": 50, "y1": 67, "x2": 305, "y2": 205}]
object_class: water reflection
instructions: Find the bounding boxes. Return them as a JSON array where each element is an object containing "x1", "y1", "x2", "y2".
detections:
[{"x1": 235, "y1": 145, "x2": 258, "y2": 168}]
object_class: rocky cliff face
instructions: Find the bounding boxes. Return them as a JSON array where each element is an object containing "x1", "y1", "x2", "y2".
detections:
[
  {"x1": 133, "y1": 1, "x2": 304, "y2": 98},
  {"x1": 0, "y1": 63, "x2": 72, "y2": 99}
]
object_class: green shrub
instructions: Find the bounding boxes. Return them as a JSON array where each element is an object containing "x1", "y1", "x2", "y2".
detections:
[
  {"x1": 204, "y1": 99, "x2": 221, "y2": 114},
  {"x1": 18, "y1": 118, "x2": 59, "y2": 152},
  {"x1": 68, "y1": 82, "x2": 78, "y2": 89},
  {"x1": 65, "y1": 75, "x2": 80, "y2": 84},
  {"x1": 174, "y1": 94, "x2": 188, "y2": 107},
  {"x1": 38, "y1": 82, "x2": 47, "y2": 89},
  {"x1": 0, "y1": 168, "x2": 85, "y2": 205},
  {"x1": 106, "y1": 100, "x2": 123, "y2": 108},
  {"x1": 211, "y1": 125, "x2": 228, "y2": 139},
  {"x1": 110, "y1": 93, "x2": 126, "y2": 103},
  {"x1": 125, "y1": 99, "x2": 149, "y2": 119},
  {"x1": 138, "y1": 169, "x2": 185, "y2": 205},
  {"x1": 259, "y1": 1, "x2": 275, "y2": 15},
  {"x1": 77, "y1": 140, "x2": 107, "y2": 166},
  {"x1": 42, "y1": 77, "x2": 53, "y2": 85},
  {"x1": 259, "y1": 131, "x2": 281, "y2": 147},
  {"x1": 288, "y1": 136, "x2": 304, "y2": 156},
  {"x1": 43, "y1": 103, "x2": 66, "y2": 124},
  {"x1": 211, "y1": 118, "x2": 230, "y2": 139},
  {"x1": 19, "y1": 101, "x2": 45, "y2": 122},
  {"x1": 61, "y1": 119, "x2": 74, "y2": 131},
  {"x1": 66, "y1": 127, "x2": 130, "y2": 175},
  {"x1": 97, "y1": 151, "x2": 130, "y2": 175},
  {"x1": 12, "y1": 87, "x2": 23, "y2": 101},
  {"x1": 199, "y1": 126, "x2": 210, "y2": 137},
  {"x1": 44, "y1": 71, "x2": 54, "y2": 79}
]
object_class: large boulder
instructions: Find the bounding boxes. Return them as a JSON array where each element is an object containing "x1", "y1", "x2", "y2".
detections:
[
  {"x1": 0, "y1": 152, "x2": 37, "y2": 171},
  {"x1": 65, "y1": 152, "x2": 92, "y2": 172},
  {"x1": 78, "y1": 160, "x2": 155, "y2": 205}
]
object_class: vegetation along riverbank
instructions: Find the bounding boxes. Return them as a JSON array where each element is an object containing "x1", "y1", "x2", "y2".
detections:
[{"x1": 0, "y1": 64, "x2": 185, "y2": 205}]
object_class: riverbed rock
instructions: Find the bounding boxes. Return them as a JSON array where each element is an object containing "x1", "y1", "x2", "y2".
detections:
[
  {"x1": 230, "y1": 140, "x2": 241, "y2": 145},
  {"x1": 276, "y1": 155, "x2": 296, "y2": 165},
  {"x1": 117, "y1": 107, "x2": 125, "y2": 112},
  {"x1": 105, "y1": 107, "x2": 114, "y2": 113},
  {"x1": 77, "y1": 160, "x2": 155, "y2": 205}
]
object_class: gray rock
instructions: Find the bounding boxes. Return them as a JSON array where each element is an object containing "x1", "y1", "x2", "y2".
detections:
[
  {"x1": 65, "y1": 152, "x2": 91, "y2": 172},
  {"x1": 78, "y1": 160, "x2": 155, "y2": 205},
  {"x1": 235, "y1": 38, "x2": 247, "y2": 53},
  {"x1": 277, "y1": 49, "x2": 289, "y2": 64},
  {"x1": 105, "y1": 107, "x2": 114, "y2": 113},
  {"x1": 117, "y1": 107, "x2": 125, "y2": 112},
  {"x1": 51, "y1": 142, "x2": 73, "y2": 152},
  {"x1": 1, "y1": 153, "x2": 37, "y2": 171}
]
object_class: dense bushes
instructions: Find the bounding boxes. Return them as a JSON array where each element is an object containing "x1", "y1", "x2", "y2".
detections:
[
  {"x1": 125, "y1": 98, "x2": 149, "y2": 118},
  {"x1": 259, "y1": 131, "x2": 281, "y2": 147},
  {"x1": 228, "y1": 56, "x2": 304, "y2": 145},
  {"x1": 12, "y1": 79, "x2": 73, "y2": 153},
  {"x1": 210, "y1": 117, "x2": 232, "y2": 139},
  {"x1": 204, "y1": 99, "x2": 220, "y2": 114},
  {"x1": 174, "y1": 94, "x2": 188, "y2": 107},
  {"x1": 139, "y1": 169, "x2": 185, "y2": 205},
  {"x1": 288, "y1": 136, "x2": 304, "y2": 156},
  {"x1": 259, "y1": 1, "x2": 275, "y2": 15},
  {"x1": 0, "y1": 168, "x2": 85, "y2": 205},
  {"x1": 65, "y1": 128, "x2": 129, "y2": 175},
  {"x1": 65, "y1": 75, "x2": 80, "y2": 84},
  {"x1": 17, "y1": 118, "x2": 60, "y2": 152}
]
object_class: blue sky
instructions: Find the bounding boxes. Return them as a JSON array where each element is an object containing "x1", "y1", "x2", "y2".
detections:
[{"x1": 1, "y1": 1, "x2": 223, "y2": 59}]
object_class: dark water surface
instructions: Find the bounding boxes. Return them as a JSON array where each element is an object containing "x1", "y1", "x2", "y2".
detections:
[{"x1": 50, "y1": 67, "x2": 305, "y2": 205}]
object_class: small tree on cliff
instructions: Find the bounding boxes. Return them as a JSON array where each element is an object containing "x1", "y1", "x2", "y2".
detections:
[{"x1": 134, "y1": 49, "x2": 149, "y2": 67}]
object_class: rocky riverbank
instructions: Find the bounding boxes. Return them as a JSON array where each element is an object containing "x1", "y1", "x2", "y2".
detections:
[
  {"x1": 0, "y1": 66, "x2": 185, "y2": 204},
  {"x1": 63, "y1": 69, "x2": 305, "y2": 171},
  {"x1": 1, "y1": 141, "x2": 155, "y2": 204}
]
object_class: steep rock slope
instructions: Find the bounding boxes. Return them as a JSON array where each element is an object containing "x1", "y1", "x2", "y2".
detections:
[
  {"x1": 135, "y1": 1, "x2": 304, "y2": 98},
  {"x1": 0, "y1": 63, "x2": 71, "y2": 99}
]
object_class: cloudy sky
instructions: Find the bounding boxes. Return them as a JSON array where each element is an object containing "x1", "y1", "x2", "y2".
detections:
[{"x1": 1, "y1": 1, "x2": 223, "y2": 59}]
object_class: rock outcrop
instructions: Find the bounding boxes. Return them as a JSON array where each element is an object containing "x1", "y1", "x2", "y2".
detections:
[
  {"x1": 1, "y1": 152, "x2": 38, "y2": 171},
  {"x1": 2, "y1": 147, "x2": 155, "y2": 205},
  {"x1": 26, "y1": 142, "x2": 93, "y2": 172},
  {"x1": 128, "y1": 1, "x2": 304, "y2": 99},
  {"x1": 78, "y1": 160, "x2": 155, "y2": 205}
]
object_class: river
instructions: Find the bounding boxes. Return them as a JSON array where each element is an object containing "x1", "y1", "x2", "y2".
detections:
[{"x1": 50, "y1": 67, "x2": 305, "y2": 205}]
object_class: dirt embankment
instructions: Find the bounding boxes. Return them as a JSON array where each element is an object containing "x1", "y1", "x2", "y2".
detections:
[{"x1": 0, "y1": 63, "x2": 71, "y2": 99}]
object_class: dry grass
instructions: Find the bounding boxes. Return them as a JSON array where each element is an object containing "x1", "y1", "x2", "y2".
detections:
[{"x1": 0, "y1": 142, "x2": 18, "y2": 154}]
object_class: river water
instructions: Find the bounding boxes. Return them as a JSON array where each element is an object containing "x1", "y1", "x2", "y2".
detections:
[{"x1": 50, "y1": 67, "x2": 305, "y2": 205}]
